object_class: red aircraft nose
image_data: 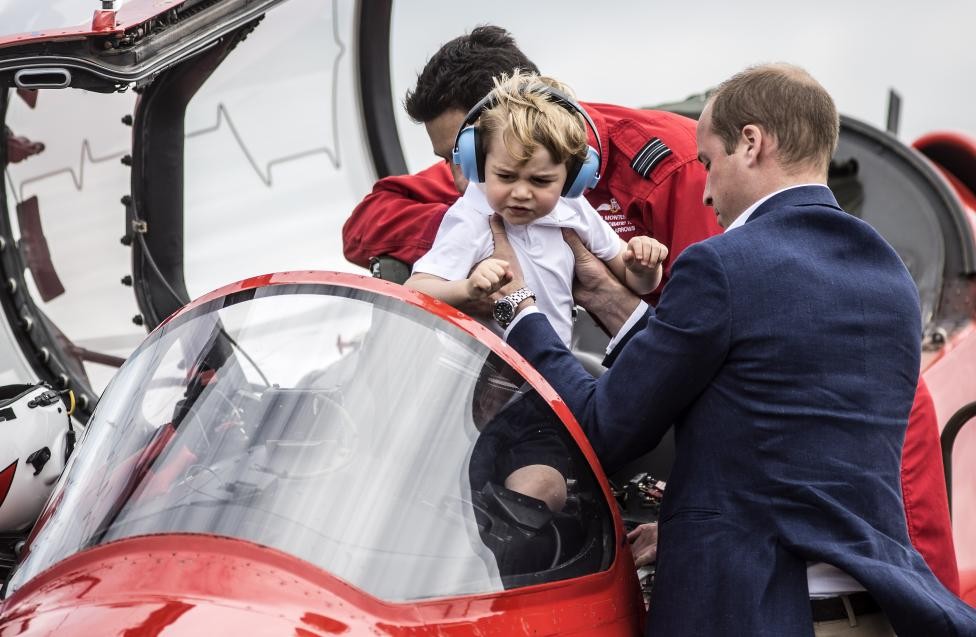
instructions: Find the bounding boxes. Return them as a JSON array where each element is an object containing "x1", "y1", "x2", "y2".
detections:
[{"x1": 0, "y1": 534, "x2": 421, "y2": 636}]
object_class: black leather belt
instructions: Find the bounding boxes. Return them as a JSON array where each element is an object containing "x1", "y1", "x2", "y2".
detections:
[{"x1": 811, "y1": 592, "x2": 881, "y2": 622}]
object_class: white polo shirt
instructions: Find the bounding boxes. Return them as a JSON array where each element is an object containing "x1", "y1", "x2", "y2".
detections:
[{"x1": 413, "y1": 183, "x2": 621, "y2": 345}]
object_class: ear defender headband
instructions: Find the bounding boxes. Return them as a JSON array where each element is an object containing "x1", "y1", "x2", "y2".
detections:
[{"x1": 451, "y1": 86, "x2": 602, "y2": 198}]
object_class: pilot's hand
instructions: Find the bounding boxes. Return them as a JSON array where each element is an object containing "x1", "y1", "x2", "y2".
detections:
[
  {"x1": 562, "y1": 229, "x2": 639, "y2": 336},
  {"x1": 488, "y1": 214, "x2": 526, "y2": 296},
  {"x1": 627, "y1": 522, "x2": 658, "y2": 567}
]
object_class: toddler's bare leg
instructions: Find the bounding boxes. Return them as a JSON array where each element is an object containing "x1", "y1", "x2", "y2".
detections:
[{"x1": 504, "y1": 464, "x2": 567, "y2": 512}]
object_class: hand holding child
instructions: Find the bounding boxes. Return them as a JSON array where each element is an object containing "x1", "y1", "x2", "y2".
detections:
[
  {"x1": 623, "y1": 236, "x2": 668, "y2": 274},
  {"x1": 466, "y1": 258, "x2": 512, "y2": 300}
]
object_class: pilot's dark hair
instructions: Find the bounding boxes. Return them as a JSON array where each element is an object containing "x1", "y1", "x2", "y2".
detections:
[{"x1": 404, "y1": 25, "x2": 540, "y2": 123}]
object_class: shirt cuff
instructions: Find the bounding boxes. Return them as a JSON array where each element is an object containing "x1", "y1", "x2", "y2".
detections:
[
  {"x1": 606, "y1": 301, "x2": 648, "y2": 355},
  {"x1": 503, "y1": 305, "x2": 541, "y2": 340}
]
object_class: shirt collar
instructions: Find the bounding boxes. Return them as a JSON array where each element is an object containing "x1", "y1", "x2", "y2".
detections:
[
  {"x1": 464, "y1": 182, "x2": 576, "y2": 224},
  {"x1": 725, "y1": 183, "x2": 830, "y2": 232}
]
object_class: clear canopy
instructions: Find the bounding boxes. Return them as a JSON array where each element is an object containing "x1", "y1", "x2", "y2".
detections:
[{"x1": 6, "y1": 279, "x2": 613, "y2": 601}]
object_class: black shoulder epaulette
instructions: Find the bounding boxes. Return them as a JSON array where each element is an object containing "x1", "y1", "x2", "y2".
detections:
[{"x1": 630, "y1": 137, "x2": 672, "y2": 179}]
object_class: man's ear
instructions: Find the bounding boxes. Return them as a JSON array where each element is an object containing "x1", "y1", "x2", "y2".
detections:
[{"x1": 740, "y1": 124, "x2": 764, "y2": 166}]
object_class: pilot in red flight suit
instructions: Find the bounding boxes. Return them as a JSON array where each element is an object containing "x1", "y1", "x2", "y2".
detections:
[
  {"x1": 343, "y1": 102, "x2": 719, "y2": 304},
  {"x1": 340, "y1": 25, "x2": 959, "y2": 594}
]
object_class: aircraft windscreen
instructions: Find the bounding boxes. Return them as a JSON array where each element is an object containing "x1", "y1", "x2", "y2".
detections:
[
  {"x1": 6, "y1": 281, "x2": 613, "y2": 602},
  {"x1": 0, "y1": 0, "x2": 386, "y2": 414},
  {"x1": 181, "y1": 0, "x2": 369, "y2": 299},
  {"x1": 3, "y1": 85, "x2": 145, "y2": 398}
]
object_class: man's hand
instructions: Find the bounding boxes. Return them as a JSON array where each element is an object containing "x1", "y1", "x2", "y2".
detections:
[
  {"x1": 562, "y1": 228, "x2": 640, "y2": 336},
  {"x1": 627, "y1": 522, "x2": 658, "y2": 567},
  {"x1": 456, "y1": 296, "x2": 495, "y2": 319},
  {"x1": 488, "y1": 214, "x2": 526, "y2": 296},
  {"x1": 466, "y1": 258, "x2": 511, "y2": 300}
]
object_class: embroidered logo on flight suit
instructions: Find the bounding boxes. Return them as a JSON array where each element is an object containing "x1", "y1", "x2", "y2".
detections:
[
  {"x1": 596, "y1": 198, "x2": 636, "y2": 235},
  {"x1": 630, "y1": 137, "x2": 672, "y2": 178}
]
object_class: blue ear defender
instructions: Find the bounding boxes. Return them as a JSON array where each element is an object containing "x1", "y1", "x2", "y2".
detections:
[
  {"x1": 453, "y1": 125, "x2": 482, "y2": 184},
  {"x1": 562, "y1": 146, "x2": 601, "y2": 198},
  {"x1": 452, "y1": 86, "x2": 603, "y2": 197}
]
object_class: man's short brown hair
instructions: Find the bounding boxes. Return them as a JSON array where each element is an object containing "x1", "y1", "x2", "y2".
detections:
[{"x1": 708, "y1": 64, "x2": 839, "y2": 173}]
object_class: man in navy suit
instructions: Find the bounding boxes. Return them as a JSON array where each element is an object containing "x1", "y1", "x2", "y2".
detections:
[{"x1": 489, "y1": 64, "x2": 976, "y2": 636}]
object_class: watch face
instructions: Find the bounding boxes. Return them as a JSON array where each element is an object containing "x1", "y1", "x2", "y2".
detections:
[{"x1": 493, "y1": 300, "x2": 516, "y2": 325}]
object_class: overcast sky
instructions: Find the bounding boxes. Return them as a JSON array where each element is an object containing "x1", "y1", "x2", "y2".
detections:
[{"x1": 392, "y1": 1, "x2": 976, "y2": 171}]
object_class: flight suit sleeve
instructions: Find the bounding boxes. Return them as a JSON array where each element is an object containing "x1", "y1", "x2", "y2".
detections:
[
  {"x1": 341, "y1": 162, "x2": 461, "y2": 269},
  {"x1": 645, "y1": 159, "x2": 723, "y2": 282}
]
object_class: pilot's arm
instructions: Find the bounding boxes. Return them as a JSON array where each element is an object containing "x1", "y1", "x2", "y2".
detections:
[{"x1": 342, "y1": 162, "x2": 461, "y2": 268}]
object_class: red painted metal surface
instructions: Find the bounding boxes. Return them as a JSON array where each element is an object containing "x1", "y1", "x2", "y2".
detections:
[
  {"x1": 0, "y1": 0, "x2": 184, "y2": 48},
  {"x1": 913, "y1": 131, "x2": 976, "y2": 234},
  {"x1": 913, "y1": 131, "x2": 976, "y2": 607},
  {"x1": 0, "y1": 534, "x2": 642, "y2": 636},
  {"x1": 0, "y1": 461, "x2": 16, "y2": 510},
  {"x1": 91, "y1": 10, "x2": 118, "y2": 33},
  {"x1": 923, "y1": 328, "x2": 976, "y2": 607},
  {"x1": 0, "y1": 271, "x2": 644, "y2": 635}
]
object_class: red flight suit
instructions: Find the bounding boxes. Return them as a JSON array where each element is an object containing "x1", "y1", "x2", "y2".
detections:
[
  {"x1": 341, "y1": 102, "x2": 959, "y2": 591},
  {"x1": 905, "y1": 377, "x2": 960, "y2": 593}
]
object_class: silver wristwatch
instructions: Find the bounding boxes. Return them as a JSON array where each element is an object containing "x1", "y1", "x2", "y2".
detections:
[{"x1": 493, "y1": 287, "x2": 536, "y2": 328}]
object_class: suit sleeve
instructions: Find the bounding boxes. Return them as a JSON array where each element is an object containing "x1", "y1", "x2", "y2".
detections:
[
  {"x1": 602, "y1": 308, "x2": 650, "y2": 368},
  {"x1": 509, "y1": 242, "x2": 731, "y2": 472},
  {"x1": 341, "y1": 162, "x2": 461, "y2": 268}
]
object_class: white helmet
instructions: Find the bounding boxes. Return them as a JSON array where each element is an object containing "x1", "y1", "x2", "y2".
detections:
[{"x1": 0, "y1": 384, "x2": 75, "y2": 533}]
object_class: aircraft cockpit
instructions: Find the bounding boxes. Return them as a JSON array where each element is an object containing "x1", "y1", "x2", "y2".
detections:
[{"x1": 4, "y1": 273, "x2": 618, "y2": 605}]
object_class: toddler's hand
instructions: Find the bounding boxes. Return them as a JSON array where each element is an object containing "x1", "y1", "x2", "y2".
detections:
[
  {"x1": 466, "y1": 258, "x2": 511, "y2": 300},
  {"x1": 623, "y1": 236, "x2": 668, "y2": 272}
]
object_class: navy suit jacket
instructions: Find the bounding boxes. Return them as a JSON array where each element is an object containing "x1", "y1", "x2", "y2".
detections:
[{"x1": 509, "y1": 186, "x2": 976, "y2": 636}]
